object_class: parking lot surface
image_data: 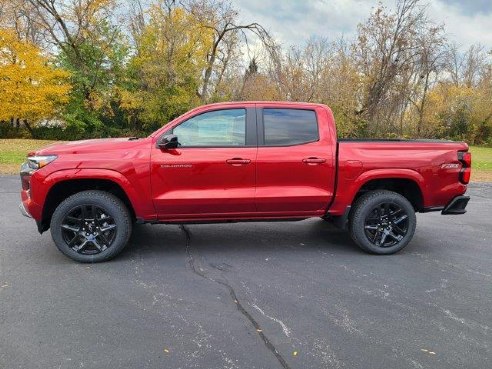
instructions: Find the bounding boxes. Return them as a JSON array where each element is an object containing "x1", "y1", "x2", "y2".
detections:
[{"x1": 1, "y1": 175, "x2": 491, "y2": 369}]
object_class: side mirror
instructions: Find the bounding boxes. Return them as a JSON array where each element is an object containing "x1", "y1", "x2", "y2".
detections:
[{"x1": 157, "y1": 134, "x2": 179, "y2": 149}]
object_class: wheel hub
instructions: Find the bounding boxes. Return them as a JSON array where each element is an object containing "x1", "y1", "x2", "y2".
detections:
[
  {"x1": 60, "y1": 205, "x2": 117, "y2": 255},
  {"x1": 364, "y1": 202, "x2": 409, "y2": 248}
]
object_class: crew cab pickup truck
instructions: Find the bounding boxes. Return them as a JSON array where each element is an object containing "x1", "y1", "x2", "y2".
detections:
[{"x1": 19, "y1": 102, "x2": 471, "y2": 262}]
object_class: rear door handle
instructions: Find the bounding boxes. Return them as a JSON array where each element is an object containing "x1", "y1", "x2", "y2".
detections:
[
  {"x1": 302, "y1": 157, "x2": 326, "y2": 164},
  {"x1": 226, "y1": 158, "x2": 251, "y2": 166}
]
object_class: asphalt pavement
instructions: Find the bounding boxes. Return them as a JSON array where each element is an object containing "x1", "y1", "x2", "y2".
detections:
[{"x1": 1, "y1": 175, "x2": 491, "y2": 369}]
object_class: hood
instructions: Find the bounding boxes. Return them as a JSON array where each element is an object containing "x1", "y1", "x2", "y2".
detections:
[{"x1": 34, "y1": 137, "x2": 149, "y2": 156}]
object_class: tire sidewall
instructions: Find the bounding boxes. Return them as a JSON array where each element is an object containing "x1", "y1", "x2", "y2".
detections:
[
  {"x1": 50, "y1": 191, "x2": 131, "y2": 263},
  {"x1": 350, "y1": 191, "x2": 416, "y2": 255}
]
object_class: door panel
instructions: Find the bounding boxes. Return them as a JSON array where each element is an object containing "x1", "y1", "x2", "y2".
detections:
[
  {"x1": 256, "y1": 144, "x2": 333, "y2": 213},
  {"x1": 151, "y1": 147, "x2": 257, "y2": 218}
]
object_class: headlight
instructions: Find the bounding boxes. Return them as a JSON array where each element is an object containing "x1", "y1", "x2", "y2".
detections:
[{"x1": 27, "y1": 155, "x2": 58, "y2": 170}]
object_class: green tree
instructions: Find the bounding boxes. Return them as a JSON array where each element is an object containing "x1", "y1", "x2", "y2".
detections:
[
  {"x1": 27, "y1": 0, "x2": 129, "y2": 134},
  {"x1": 124, "y1": 1, "x2": 213, "y2": 130}
]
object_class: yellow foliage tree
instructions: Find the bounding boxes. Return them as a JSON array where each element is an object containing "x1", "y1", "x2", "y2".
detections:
[
  {"x1": 0, "y1": 29, "x2": 71, "y2": 125},
  {"x1": 417, "y1": 82, "x2": 492, "y2": 142}
]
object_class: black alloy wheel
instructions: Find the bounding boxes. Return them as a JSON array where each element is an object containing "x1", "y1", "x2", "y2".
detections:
[
  {"x1": 363, "y1": 202, "x2": 409, "y2": 248},
  {"x1": 61, "y1": 205, "x2": 117, "y2": 255}
]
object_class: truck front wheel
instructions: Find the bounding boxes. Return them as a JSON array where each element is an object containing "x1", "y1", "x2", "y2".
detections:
[
  {"x1": 50, "y1": 190, "x2": 132, "y2": 262},
  {"x1": 349, "y1": 190, "x2": 416, "y2": 255}
]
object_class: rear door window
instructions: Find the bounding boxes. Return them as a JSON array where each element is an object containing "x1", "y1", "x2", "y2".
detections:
[{"x1": 263, "y1": 109, "x2": 318, "y2": 146}]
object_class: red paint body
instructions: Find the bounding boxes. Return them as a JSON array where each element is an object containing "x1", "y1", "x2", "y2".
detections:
[{"x1": 20, "y1": 102, "x2": 470, "y2": 227}]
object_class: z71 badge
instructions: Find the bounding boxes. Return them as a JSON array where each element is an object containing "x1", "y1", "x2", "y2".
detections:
[
  {"x1": 161, "y1": 164, "x2": 193, "y2": 168},
  {"x1": 441, "y1": 163, "x2": 460, "y2": 169}
]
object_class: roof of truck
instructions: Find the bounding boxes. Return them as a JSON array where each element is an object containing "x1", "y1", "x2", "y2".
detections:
[{"x1": 203, "y1": 101, "x2": 329, "y2": 108}]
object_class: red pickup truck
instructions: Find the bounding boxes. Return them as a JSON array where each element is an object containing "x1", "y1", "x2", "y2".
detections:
[{"x1": 19, "y1": 102, "x2": 471, "y2": 262}]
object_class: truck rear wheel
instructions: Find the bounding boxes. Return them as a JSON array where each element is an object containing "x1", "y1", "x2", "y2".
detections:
[
  {"x1": 349, "y1": 190, "x2": 416, "y2": 255},
  {"x1": 50, "y1": 190, "x2": 132, "y2": 263}
]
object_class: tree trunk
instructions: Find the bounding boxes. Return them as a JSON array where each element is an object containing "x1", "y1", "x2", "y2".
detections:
[
  {"x1": 417, "y1": 73, "x2": 430, "y2": 137},
  {"x1": 23, "y1": 120, "x2": 34, "y2": 137}
]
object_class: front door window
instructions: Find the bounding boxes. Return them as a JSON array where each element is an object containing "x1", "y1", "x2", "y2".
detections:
[{"x1": 173, "y1": 109, "x2": 246, "y2": 147}]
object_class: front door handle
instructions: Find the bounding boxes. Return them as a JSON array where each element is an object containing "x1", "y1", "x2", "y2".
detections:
[
  {"x1": 302, "y1": 157, "x2": 326, "y2": 165},
  {"x1": 226, "y1": 158, "x2": 251, "y2": 166}
]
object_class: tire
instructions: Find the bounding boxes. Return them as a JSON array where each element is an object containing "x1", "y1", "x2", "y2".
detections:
[
  {"x1": 50, "y1": 190, "x2": 132, "y2": 263},
  {"x1": 349, "y1": 190, "x2": 416, "y2": 255}
]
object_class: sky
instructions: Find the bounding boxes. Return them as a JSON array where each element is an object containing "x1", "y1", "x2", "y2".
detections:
[{"x1": 230, "y1": 0, "x2": 492, "y2": 51}]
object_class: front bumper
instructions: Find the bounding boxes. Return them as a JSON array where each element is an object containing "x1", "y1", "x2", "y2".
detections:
[
  {"x1": 19, "y1": 164, "x2": 48, "y2": 233},
  {"x1": 20, "y1": 200, "x2": 46, "y2": 233},
  {"x1": 19, "y1": 202, "x2": 32, "y2": 218},
  {"x1": 442, "y1": 195, "x2": 470, "y2": 215}
]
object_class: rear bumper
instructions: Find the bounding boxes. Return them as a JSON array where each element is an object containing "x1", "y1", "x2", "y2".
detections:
[{"x1": 442, "y1": 195, "x2": 470, "y2": 215}]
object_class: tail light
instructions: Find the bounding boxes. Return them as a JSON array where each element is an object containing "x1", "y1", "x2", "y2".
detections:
[{"x1": 458, "y1": 151, "x2": 471, "y2": 184}]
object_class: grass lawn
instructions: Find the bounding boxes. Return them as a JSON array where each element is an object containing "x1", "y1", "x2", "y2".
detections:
[
  {"x1": 0, "y1": 139, "x2": 491, "y2": 181},
  {"x1": 469, "y1": 146, "x2": 492, "y2": 181},
  {"x1": 0, "y1": 139, "x2": 60, "y2": 174}
]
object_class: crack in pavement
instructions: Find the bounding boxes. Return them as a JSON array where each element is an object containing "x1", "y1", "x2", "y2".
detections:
[{"x1": 179, "y1": 225, "x2": 292, "y2": 369}]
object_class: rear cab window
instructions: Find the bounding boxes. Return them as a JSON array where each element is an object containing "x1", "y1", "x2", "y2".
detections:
[{"x1": 262, "y1": 108, "x2": 319, "y2": 146}]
